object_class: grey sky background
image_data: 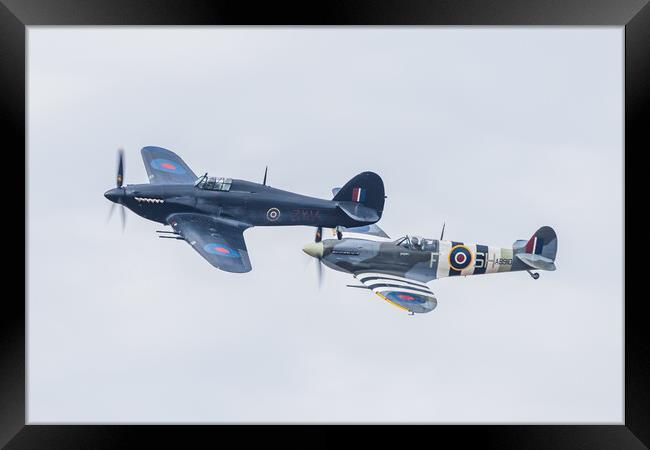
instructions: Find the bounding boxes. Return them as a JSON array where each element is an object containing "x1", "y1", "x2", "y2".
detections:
[{"x1": 27, "y1": 27, "x2": 623, "y2": 423}]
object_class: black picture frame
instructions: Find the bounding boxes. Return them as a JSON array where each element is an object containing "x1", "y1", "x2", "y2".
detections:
[{"x1": 2, "y1": 1, "x2": 647, "y2": 448}]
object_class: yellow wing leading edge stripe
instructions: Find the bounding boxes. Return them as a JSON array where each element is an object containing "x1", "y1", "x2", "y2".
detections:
[
  {"x1": 356, "y1": 272, "x2": 436, "y2": 313},
  {"x1": 375, "y1": 292, "x2": 410, "y2": 312}
]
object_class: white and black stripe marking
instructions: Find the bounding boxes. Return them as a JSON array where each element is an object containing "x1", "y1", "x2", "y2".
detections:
[
  {"x1": 356, "y1": 272, "x2": 429, "y2": 289},
  {"x1": 356, "y1": 272, "x2": 434, "y2": 297}
]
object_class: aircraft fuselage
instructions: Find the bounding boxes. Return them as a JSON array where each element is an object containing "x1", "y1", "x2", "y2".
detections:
[
  {"x1": 315, "y1": 235, "x2": 551, "y2": 283},
  {"x1": 105, "y1": 179, "x2": 371, "y2": 228}
]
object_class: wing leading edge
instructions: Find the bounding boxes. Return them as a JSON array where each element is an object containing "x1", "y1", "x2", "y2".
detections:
[
  {"x1": 355, "y1": 272, "x2": 438, "y2": 314},
  {"x1": 168, "y1": 213, "x2": 252, "y2": 273}
]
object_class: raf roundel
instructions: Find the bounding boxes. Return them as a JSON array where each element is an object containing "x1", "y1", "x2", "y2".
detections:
[
  {"x1": 266, "y1": 207, "x2": 281, "y2": 221},
  {"x1": 150, "y1": 158, "x2": 187, "y2": 174},
  {"x1": 385, "y1": 291, "x2": 427, "y2": 304},
  {"x1": 449, "y1": 244, "x2": 473, "y2": 271},
  {"x1": 203, "y1": 243, "x2": 240, "y2": 258}
]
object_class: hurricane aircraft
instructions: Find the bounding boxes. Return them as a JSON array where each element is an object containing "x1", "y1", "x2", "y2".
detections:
[
  {"x1": 303, "y1": 224, "x2": 558, "y2": 315},
  {"x1": 104, "y1": 146, "x2": 385, "y2": 273}
]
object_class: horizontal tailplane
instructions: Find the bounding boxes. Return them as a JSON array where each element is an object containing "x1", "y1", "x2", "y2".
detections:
[
  {"x1": 336, "y1": 203, "x2": 380, "y2": 223},
  {"x1": 515, "y1": 253, "x2": 556, "y2": 271},
  {"x1": 333, "y1": 171, "x2": 385, "y2": 220}
]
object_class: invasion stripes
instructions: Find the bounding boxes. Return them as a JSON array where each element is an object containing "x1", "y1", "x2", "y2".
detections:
[
  {"x1": 364, "y1": 282, "x2": 433, "y2": 295},
  {"x1": 355, "y1": 272, "x2": 437, "y2": 314},
  {"x1": 356, "y1": 272, "x2": 429, "y2": 289},
  {"x1": 356, "y1": 272, "x2": 434, "y2": 296},
  {"x1": 436, "y1": 240, "x2": 451, "y2": 279},
  {"x1": 474, "y1": 244, "x2": 488, "y2": 275}
]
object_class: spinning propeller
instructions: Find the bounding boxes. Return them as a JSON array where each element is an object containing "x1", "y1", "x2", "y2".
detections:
[
  {"x1": 304, "y1": 224, "x2": 345, "y2": 287},
  {"x1": 314, "y1": 252, "x2": 323, "y2": 288},
  {"x1": 304, "y1": 227, "x2": 326, "y2": 288},
  {"x1": 105, "y1": 148, "x2": 127, "y2": 231}
]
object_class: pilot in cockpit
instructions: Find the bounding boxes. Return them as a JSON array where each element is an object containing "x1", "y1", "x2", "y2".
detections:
[
  {"x1": 195, "y1": 173, "x2": 232, "y2": 192},
  {"x1": 410, "y1": 236, "x2": 424, "y2": 251}
]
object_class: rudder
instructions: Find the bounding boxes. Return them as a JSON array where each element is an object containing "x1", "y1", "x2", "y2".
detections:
[
  {"x1": 333, "y1": 171, "x2": 385, "y2": 217},
  {"x1": 514, "y1": 226, "x2": 558, "y2": 271},
  {"x1": 524, "y1": 226, "x2": 558, "y2": 261}
]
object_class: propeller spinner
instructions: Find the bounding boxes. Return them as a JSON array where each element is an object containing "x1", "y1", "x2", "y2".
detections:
[{"x1": 303, "y1": 240, "x2": 325, "y2": 289}]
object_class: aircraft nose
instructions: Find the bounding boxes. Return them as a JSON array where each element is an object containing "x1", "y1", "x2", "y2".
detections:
[
  {"x1": 104, "y1": 188, "x2": 122, "y2": 203},
  {"x1": 302, "y1": 242, "x2": 324, "y2": 258}
]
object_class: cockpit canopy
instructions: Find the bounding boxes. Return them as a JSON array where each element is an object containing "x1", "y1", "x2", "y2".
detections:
[
  {"x1": 194, "y1": 174, "x2": 232, "y2": 192},
  {"x1": 394, "y1": 235, "x2": 436, "y2": 251}
]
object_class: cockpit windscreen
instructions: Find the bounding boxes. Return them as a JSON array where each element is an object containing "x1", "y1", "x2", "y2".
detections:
[
  {"x1": 394, "y1": 235, "x2": 435, "y2": 251},
  {"x1": 195, "y1": 175, "x2": 232, "y2": 192}
]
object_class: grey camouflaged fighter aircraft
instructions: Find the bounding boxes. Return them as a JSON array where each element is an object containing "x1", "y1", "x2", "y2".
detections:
[
  {"x1": 104, "y1": 146, "x2": 385, "y2": 273},
  {"x1": 303, "y1": 224, "x2": 558, "y2": 315}
]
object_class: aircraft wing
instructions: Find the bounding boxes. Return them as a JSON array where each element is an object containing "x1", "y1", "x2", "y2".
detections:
[
  {"x1": 168, "y1": 213, "x2": 252, "y2": 273},
  {"x1": 339, "y1": 224, "x2": 390, "y2": 240},
  {"x1": 354, "y1": 272, "x2": 438, "y2": 314},
  {"x1": 141, "y1": 146, "x2": 198, "y2": 184}
]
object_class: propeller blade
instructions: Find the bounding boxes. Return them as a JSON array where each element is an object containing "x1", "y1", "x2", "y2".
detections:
[
  {"x1": 315, "y1": 226, "x2": 322, "y2": 243},
  {"x1": 116, "y1": 148, "x2": 125, "y2": 187},
  {"x1": 120, "y1": 204, "x2": 126, "y2": 232},
  {"x1": 316, "y1": 259, "x2": 323, "y2": 289},
  {"x1": 303, "y1": 242, "x2": 324, "y2": 289},
  {"x1": 106, "y1": 202, "x2": 116, "y2": 223}
]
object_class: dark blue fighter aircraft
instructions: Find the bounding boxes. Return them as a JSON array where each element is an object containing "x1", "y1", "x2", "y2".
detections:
[{"x1": 104, "y1": 146, "x2": 385, "y2": 273}]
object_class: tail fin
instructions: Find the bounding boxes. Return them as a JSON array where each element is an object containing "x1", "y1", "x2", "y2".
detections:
[
  {"x1": 524, "y1": 226, "x2": 557, "y2": 260},
  {"x1": 514, "y1": 226, "x2": 558, "y2": 271},
  {"x1": 333, "y1": 172, "x2": 385, "y2": 216}
]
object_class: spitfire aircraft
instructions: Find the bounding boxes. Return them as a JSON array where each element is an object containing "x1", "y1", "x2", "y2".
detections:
[
  {"x1": 104, "y1": 146, "x2": 385, "y2": 273},
  {"x1": 303, "y1": 224, "x2": 558, "y2": 315}
]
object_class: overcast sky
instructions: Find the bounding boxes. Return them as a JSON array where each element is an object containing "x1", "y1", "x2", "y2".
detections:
[{"x1": 27, "y1": 27, "x2": 623, "y2": 423}]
